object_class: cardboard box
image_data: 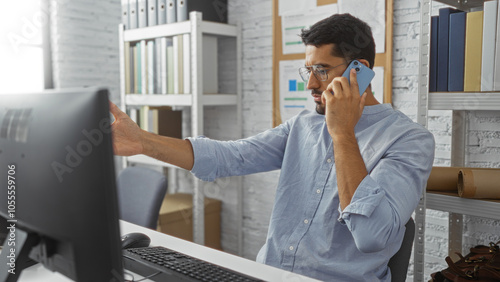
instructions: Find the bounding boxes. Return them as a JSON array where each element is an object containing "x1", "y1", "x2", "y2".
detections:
[{"x1": 157, "y1": 193, "x2": 221, "y2": 250}]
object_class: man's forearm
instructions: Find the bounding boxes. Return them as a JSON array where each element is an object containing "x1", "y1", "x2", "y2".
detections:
[
  {"x1": 333, "y1": 133, "x2": 368, "y2": 210},
  {"x1": 141, "y1": 131, "x2": 195, "y2": 170}
]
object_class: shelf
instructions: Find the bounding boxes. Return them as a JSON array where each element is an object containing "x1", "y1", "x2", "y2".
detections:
[
  {"x1": 125, "y1": 94, "x2": 238, "y2": 107},
  {"x1": 426, "y1": 191, "x2": 500, "y2": 220},
  {"x1": 433, "y1": 0, "x2": 484, "y2": 11},
  {"x1": 126, "y1": 155, "x2": 179, "y2": 168},
  {"x1": 123, "y1": 21, "x2": 238, "y2": 42},
  {"x1": 428, "y1": 92, "x2": 500, "y2": 110}
]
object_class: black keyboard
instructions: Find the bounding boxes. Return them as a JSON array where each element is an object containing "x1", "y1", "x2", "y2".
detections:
[{"x1": 122, "y1": 246, "x2": 264, "y2": 282}]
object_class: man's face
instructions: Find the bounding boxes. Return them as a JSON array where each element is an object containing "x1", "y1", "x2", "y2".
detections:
[{"x1": 304, "y1": 44, "x2": 347, "y2": 115}]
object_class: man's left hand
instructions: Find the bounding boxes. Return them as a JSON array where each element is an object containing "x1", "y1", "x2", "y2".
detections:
[{"x1": 322, "y1": 68, "x2": 367, "y2": 140}]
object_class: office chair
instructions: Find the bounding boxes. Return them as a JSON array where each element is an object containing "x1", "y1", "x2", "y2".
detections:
[
  {"x1": 116, "y1": 166, "x2": 167, "y2": 229},
  {"x1": 388, "y1": 218, "x2": 415, "y2": 282}
]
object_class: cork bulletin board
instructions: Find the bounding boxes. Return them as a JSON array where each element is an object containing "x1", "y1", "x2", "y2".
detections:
[{"x1": 272, "y1": 0, "x2": 394, "y2": 126}]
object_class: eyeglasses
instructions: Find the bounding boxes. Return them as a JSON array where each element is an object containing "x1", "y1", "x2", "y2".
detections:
[{"x1": 298, "y1": 62, "x2": 348, "y2": 82}]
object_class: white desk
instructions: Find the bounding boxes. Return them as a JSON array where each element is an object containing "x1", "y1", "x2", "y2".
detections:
[{"x1": 17, "y1": 220, "x2": 319, "y2": 282}]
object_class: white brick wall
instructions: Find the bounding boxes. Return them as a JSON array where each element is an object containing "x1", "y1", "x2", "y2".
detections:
[{"x1": 50, "y1": 0, "x2": 121, "y2": 103}]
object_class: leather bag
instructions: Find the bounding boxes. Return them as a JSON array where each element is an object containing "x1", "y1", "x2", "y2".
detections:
[{"x1": 430, "y1": 241, "x2": 500, "y2": 282}]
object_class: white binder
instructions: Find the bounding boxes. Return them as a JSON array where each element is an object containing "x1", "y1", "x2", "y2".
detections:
[
  {"x1": 158, "y1": 0, "x2": 167, "y2": 25},
  {"x1": 148, "y1": 0, "x2": 158, "y2": 26},
  {"x1": 138, "y1": 0, "x2": 148, "y2": 28},
  {"x1": 160, "y1": 37, "x2": 168, "y2": 94},
  {"x1": 121, "y1": 0, "x2": 130, "y2": 29},
  {"x1": 183, "y1": 34, "x2": 190, "y2": 94},
  {"x1": 177, "y1": 0, "x2": 188, "y2": 22},
  {"x1": 166, "y1": 0, "x2": 176, "y2": 23},
  {"x1": 482, "y1": 0, "x2": 497, "y2": 91},
  {"x1": 129, "y1": 0, "x2": 138, "y2": 29},
  {"x1": 147, "y1": 40, "x2": 155, "y2": 94},
  {"x1": 494, "y1": 1, "x2": 500, "y2": 90}
]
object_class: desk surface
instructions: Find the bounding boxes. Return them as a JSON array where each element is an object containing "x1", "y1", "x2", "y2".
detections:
[{"x1": 18, "y1": 220, "x2": 319, "y2": 282}]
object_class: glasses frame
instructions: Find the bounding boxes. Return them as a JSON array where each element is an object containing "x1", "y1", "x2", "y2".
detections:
[{"x1": 298, "y1": 61, "x2": 349, "y2": 82}]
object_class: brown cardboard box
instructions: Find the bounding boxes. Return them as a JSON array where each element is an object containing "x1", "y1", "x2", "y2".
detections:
[{"x1": 157, "y1": 193, "x2": 222, "y2": 250}]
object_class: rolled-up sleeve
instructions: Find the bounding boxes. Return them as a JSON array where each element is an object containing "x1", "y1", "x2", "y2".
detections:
[
  {"x1": 339, "y1": 130, "x2": 435, "y2": 253},
  {"x1": 187, "y1": 120, "x2": 292, "y2": 182}
]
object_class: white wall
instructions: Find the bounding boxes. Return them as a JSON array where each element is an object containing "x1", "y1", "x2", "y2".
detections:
[{"x1": 50, "y1": 0, "x2": 500, "y2": 280}]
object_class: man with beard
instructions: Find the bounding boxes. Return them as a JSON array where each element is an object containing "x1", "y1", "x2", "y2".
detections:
[{"x1": 109, "y1": 13, "x2": 435, "y2": 281}]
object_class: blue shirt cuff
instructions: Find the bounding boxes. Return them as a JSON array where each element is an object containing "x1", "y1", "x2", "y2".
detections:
[
  {"x1": 338, "y1": 176, "x2": 385, "y2": 229},
  {"x1": 187, "y1": 136, "x2": 217, "y2": 182}
]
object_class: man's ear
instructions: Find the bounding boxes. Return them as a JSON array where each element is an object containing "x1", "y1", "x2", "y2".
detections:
[{"x1": 357, "y1": 59, "x2": 370, "y2": 68}]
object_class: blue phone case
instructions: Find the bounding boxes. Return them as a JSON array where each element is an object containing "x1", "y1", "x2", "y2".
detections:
[{"x1": 341, "y1": 60, "x2": 375, "y2": 96}]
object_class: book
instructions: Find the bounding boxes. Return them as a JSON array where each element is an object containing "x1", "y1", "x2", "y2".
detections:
[
  {"x1": 139, "y1": 105, "x2": 150, "y2": 131},
  {"x1": 138, "y1": 0, "x2": 148, "y2": 28},
  {"x1": 177, "y1": 0, "x2": 188, "y2": 22},
  {"x1": 129, "y1": 0, "x2": 138, "y2": 29},
  {"x1": 429, "y1": 16, "x2": 439, "y2": 92},
  {"x1": 167, "y1": 39, "x2": 174, "y2": 94},
  {"x1": 494, "y1": 1, "x2": 500, "y2": 90},
  {"x1": 448, "y1": 12, "x2": 466, "y2": 92},
  {"x1": 160, "y1": 37, "x2": 168, "y2": 94},
  {"x1": 183, "y1": 34, "x2": 191, "y2": 94},
  {"x1": 482, "y1": 0, "x2": 498, "y2": 91},
  {"x1": 148, "y1": 0, "x2": 158, "y2": 26},
  {"x1": 437, "y1": 8, "x2": 462, "y2": 91},
  {"x1": 158, "y1": 0, "x2": 167, "y2": 25},
  {"x1": 464, "y1": 11, "x2": 484, "y2": 91},
  {"x1": 121, "y1": 0, "x2": 129, "y2": 30},
  {"x1": 135, "y1": 42, "x2": 141, "y2": 93},
  {"x1": 166, "y1": 0, "x2": 176, "y2": 23},
  {"x1": 125, "y1": 42, "x2": 131, "y2": 94},
  {"x1": 130, "y1": 43, "x2": 135, "y2": 93},
  {"x1": 173, "y1": 36, "x2": 184, "y2": 94},
  {"x1": 141, "y1": 40, "x2": 147, "y2": 94},
  {"x1": 147, "y1": 40, "x2": 155, "y2": 94},
  {"x1": 155, "y1": 38, "x2": 162, "y2": 94}
]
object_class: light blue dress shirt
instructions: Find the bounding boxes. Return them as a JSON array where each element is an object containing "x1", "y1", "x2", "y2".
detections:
[{"x1": 188, "y1": 104, "x2": 435, "y2": 281}]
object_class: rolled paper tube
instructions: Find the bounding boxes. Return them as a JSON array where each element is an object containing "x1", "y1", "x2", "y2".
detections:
[
  {"x1": 426, "y1": 167, "x2": 464, "y2": 191},
  {"x1": 458, "y1": 169, "x2": 500, "y2": 199}
]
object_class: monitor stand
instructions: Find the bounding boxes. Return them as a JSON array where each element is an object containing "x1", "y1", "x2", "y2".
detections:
[{"x1": 0, "y1": 229, "x2": 40, "y2": 282}]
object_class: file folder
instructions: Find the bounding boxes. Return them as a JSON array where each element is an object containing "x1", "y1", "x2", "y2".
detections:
[
  {"x1": 158, "y1": 0, "x2": 167, "y2": 25},
  {"x1": 129, "y1": 0, "x2": 138, "y2": 29},
  {"x1": 166, "y1": 0, "x2": 177, "y2": 23},
  {"x1": 177, "y1": 0, "x2": 188, "y2": 22},
  {"x1": 482, "y1": 0, "x2": 498, "y2": 91},
  {"x1": 148, "y1": 0, "x2": 158, "y2": 26},
  {"x1": 138, "y1": 0, "x2": 148, "y2": 28},
  {"x1": 122, "y1": 0, "x2": 130, "y2": 29},
  {"x1": 448, "y1": 12, "x2": 466, "y2": 92}
]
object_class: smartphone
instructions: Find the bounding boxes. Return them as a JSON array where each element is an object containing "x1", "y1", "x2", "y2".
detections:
[{"x1": 341, "y1": 60, "x2": 375, "y2": 96}]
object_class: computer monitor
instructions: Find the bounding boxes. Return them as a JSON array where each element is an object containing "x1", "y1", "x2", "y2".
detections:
[{"x1": 0, "y1": 87, "x2": 123, "y2": 282}]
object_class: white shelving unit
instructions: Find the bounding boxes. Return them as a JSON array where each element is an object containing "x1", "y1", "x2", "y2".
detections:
[
  {"x1": 118, "y1": 12, "x2": 243, "y2": 252},
  {"x1": 415, "y1": 1, "x2": 500, "y2": 281}
]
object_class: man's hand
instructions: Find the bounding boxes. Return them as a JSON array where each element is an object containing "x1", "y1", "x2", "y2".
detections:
[
  {"x1": 109, "y1": 101, "x2": 144, "y2": 156},
  {"x1": 321, "y1": 68, "x2": 368, "y2": 140},
  {"x1": 321, "y1": 69, "x2": 369, "y2": 210}
]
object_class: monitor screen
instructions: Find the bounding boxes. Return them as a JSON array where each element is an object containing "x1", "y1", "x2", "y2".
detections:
[{"x1": 0, "y1": 87, "x2": 123, "y2": 281}]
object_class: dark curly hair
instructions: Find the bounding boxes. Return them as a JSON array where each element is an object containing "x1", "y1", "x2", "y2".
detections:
[{"x1": 300, "y1": 13, "x2": 376, "y2": 69}]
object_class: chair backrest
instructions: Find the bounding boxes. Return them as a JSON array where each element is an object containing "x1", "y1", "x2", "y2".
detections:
[
  {"x1": 116, "y1": 166, "x2": 167, "y2": 229},
  {"x1": 388, "y1": 218, "x2": 415, "y2": 282}
]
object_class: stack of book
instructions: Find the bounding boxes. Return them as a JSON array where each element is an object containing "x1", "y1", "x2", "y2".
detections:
[
  {"x1": 429, "y1": 1, "x2": 500, "y2": 92},
  {"x1": 121, "y1": 0, "x2": 228, "y2": 30},
  {"x1": 120, "y1": 0, "x2": 225, "y2": 134}
]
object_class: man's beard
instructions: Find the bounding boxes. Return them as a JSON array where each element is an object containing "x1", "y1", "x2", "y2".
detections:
[
  {"x1": 315, "y1": 101, "x2": 325, "y2": 115},
  {"x1": 313, "y1": 89, "x2": 325, "y2": 115}
]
